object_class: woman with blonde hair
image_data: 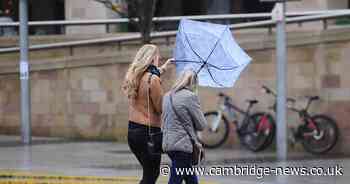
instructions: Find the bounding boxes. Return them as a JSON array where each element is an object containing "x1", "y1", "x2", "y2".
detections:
[
  {"x1": 123, "y1": 44, "x2": 172, "y2": 184},
  {"x1": 162, "y1": 69, "x2": 207, "y2": 184}
]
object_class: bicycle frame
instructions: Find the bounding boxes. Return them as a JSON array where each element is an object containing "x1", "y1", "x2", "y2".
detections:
[
  {"x1": 200, "y1": 92, "x2": 277, "y2": 151},
  {"x1": 256, "y1": 115, "x2": 273, "y2": 133},
  {"x1": 293, "y1": 109, "x2": 321, "y2": 139},
  {"x1": 215, "y1": 94, "x2": 257, "y2": 134},
  {"x1": 262, "y1": 85, "x2": 320, "y2": 140},
  {"x1": 211, "y1": 108, "x2": 223, "y2": 132},
  {"x1": 210, "y1": 100, "x2": 236, "y2": 132},
  {"x1": 210, "y1": 92, "x2": 275, "y2": 140}
]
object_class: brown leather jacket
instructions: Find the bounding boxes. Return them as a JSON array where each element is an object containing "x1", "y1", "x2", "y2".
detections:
[{"x1": 128, "y1": 72, "x2": 163, "y2": 128}]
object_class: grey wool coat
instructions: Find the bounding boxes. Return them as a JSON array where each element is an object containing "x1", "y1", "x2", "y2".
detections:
[{"x1": 161, "y1": 88, "x2": 207, "y2": 153}]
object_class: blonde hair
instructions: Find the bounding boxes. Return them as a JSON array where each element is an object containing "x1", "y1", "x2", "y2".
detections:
[
  {"x1": 172, "y1": 70, "x2": 198, "y2": 92},
  {"x1": 123, "y1": 44, "x2": 159, "y2": 99}
]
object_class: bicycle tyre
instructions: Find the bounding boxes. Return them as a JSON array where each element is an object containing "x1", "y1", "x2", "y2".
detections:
[
  {"x1": 301, "y1": 114, "x2": 339, "y2": 154},
  {"x1": 241, "y1": 112, "x2": 275, "y2": 152},
  {"x1": 197, "y1": 111, "x2": 230, "y2": 149},
  {"x1": 249, "y1": 112, "x2": 276, "y2": 151}
]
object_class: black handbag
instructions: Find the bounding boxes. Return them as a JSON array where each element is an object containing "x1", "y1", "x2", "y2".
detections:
[
  {"x1": 146, "y1": 71, "x2": 163, "y2": 155},
  {"x1": 170, "y1": 91, "x2": 204, "y2": 165}
]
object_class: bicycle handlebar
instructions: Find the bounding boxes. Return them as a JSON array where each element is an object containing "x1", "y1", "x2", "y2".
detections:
[
  {"x1": 262, "y1": 85, "x2": 277, "y2": 97},
  {"x1": 306, "y1": 96, "x2": 320, "y2": 101},
  {"x1": 218, "y1": 92, "x2": 230, "y2": 102},
  {"x1": 262, "y1": 85, "x2": 320, "y2": 113},
  {"x1": 217, "y1": 92, "x2": 259, "y2": 116},
  {"x1": 218, "y1": 92, "x2": 259, "y2": 106}
]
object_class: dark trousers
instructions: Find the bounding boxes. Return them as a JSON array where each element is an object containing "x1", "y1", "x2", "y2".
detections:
[
  {"x1": 167, "y1": 151, "x2": 198, "y2": 184},
  {"x1": 128, "y1": 121, "x2": 161, "y2": 184}
]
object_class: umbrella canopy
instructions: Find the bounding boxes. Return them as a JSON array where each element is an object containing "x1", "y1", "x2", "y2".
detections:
[{"x1": 173, "y1": 19, "x2": 251, "y2": 88}]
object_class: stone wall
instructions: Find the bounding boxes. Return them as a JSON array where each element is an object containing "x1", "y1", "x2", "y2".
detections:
[
  {"x1": 0, "y1": 28, "x2": 350, "y2": 153},
  {"x1": 287, "y1": 0, "x2": 328, "y2": 11},
  {"x1": 286, "y1": 0, "x2": 348, "y2": 11},
  {"x1": 325, "y1": 0, "x2": 348, "y2": 9}
]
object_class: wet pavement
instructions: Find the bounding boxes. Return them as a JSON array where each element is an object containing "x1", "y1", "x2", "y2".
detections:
[
  {"x1": 0, "y1": 136, "x2": 348, "y2": 184},
  {"x1": 110, "y1": 159, "x2": 348, "y2": 184}
]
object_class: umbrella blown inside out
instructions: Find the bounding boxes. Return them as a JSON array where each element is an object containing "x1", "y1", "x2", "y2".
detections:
[{"x1": 173, "y1": 19, "x2": 251, "y2": 88}]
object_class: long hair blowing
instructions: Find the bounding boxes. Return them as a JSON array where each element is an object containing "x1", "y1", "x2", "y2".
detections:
[{"x1": 123, "y1": 44, "x2": 158, "y2": 99}]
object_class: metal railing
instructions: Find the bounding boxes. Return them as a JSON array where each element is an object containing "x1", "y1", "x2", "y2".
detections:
[
  {"x1": 1, "y1": 10, "x2": 350, "y2": 54},
  {"x1": 1, "y1": 10, "x2": 350, "y2": 27},
  {"x1": 230, "y1": 10, "x2": 350, "y2": 29}
]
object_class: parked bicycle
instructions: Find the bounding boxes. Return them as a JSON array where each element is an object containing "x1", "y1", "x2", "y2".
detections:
[
  {"x1": 197, "y1": 92, "x2": 275, "y2": 152},
  {"x1": 261, "y1": 85, "x2": 339, "y2": 154}
]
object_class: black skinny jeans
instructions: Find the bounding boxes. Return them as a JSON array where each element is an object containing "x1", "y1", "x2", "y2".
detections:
[
  {"x1": 128, "y1": 121, "x2": 161, "y2": 184},
  {"x1": 167, "y1": 151, "x2": 198, "y2": 184}
]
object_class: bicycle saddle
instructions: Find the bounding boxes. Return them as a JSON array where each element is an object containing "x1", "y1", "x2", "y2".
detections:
[
  {"x1": 306, "y1": 96, "x2": 320, "y2": 101},
  {"x1": 218, "y1": 92, "x2": 226, "y2": 97},
  {"x1": 287, "y1": 97, "x2": 296, "y2": 103},
  {"x1": 246, "y1": 99, "x2": 259, "y2": 105}
]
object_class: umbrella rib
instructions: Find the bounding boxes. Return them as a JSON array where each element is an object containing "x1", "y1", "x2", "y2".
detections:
[
  {"x1": 202, "y1": 27, "x2": 230, "y2": 68},
  {"x1": 206, "y1": 66, "x2": 224, "y2": 87},
  {"x1": 198, "y1": 28, "x2": 227, "y2": 80},
  {"x1": 204, "y1": 35, "x2": 222, "y2": 62},
  {"x1": 205, "y1": 27, "x2": 248, "y2": 74},
  {"x1": 183, "y1": 33, "x2": 206, "y2": 64},
  {"x1": 173, "y1": 60, "x2": 202, "y2": 64},
  {"x1": 183, "y1": 33, "x2": 207, "y2": 74},
  {"x1": 196, "y1": 37, "x2": 222, "y2": 74},
  {"x1": 197, "y1": 38, "x2": 220, "y2": 74},
  {"x1": 206, "y1": 63, "x2": 240, "y2": 71}
]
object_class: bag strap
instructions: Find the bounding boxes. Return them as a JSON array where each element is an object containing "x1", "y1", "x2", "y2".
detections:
[
  {"x1": 147, "y1": 73, "x2": 154, "y2": 137},
  {"x1": 169, "y1": 91, "x2": 196, "y2": 143}
]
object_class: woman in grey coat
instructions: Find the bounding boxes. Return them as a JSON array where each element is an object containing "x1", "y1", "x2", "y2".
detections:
[{"x1": 162, "y1": 70, "x2": 207, "y2": 184}]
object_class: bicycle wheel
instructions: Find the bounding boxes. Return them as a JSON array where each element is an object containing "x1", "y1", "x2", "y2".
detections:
[
  {"x1": 250, "y1": 112, "x2": 275, "y2": 151},
  {"x1": 241, "y1": 112, "x2": 275, "y2": 152},
  {"x1": 197, "y1": 111, "x2": 230, "y2": 149},
  {"x1": 301, "y1": 115, "x2": 339, "y2": 154}
]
